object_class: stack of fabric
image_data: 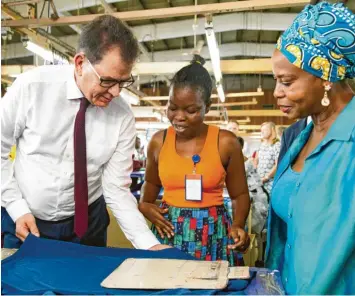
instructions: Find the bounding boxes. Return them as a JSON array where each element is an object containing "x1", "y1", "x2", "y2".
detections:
[{"x1": 1, "y1": 235, "x2": 283, "y2": 295}]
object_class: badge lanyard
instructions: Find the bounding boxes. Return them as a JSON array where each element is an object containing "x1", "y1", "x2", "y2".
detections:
[
  {"x1": 185, "y1": 151, "x2": 203, "y2": 201},
  {"x1": 192, "y1": 154, "x2": 201, "y2": 174}
]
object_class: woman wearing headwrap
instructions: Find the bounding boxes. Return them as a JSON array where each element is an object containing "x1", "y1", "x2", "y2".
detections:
[{"x1": 266, "y1": 2, "x2": 355, "y2": 294}]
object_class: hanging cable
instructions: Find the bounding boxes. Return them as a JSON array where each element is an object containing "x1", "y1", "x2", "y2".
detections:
[
  {"x1": 258, "y1": 10, "x2": 263, "y2": 92},
  {"x1": 193, "y1": 0, "x2": 198, "y2": 49},
  {"x1": 39, "y1": 0, "x2": 46, "y2": 18}
]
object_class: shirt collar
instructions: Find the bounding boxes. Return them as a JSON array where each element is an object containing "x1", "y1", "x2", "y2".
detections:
[
  {"x1": 66, "y1": 66, "x2": 84, "y2": 100},
  {"x1": 274, "y1": 96, "x2": 355, "y2": 186},
  {"x1": 304, "y1": 96, "x2": 355, "y2": 158},
  {"x1": 324, "y1": 96, "x2": 355, "y2": 142}
]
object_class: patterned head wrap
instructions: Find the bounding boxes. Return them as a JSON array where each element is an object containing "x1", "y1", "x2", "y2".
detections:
[{"x1": 277, "y1": 2, "x2": 355, "y2": 82}]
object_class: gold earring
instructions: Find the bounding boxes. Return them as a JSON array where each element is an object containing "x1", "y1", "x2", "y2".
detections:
[{"x1": 321, "y1": 84, "x2": 331, "y2": 107}]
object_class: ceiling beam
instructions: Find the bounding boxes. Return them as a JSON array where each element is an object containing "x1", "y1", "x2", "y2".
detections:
[
  {"x1": 134, "y1": 75, "x2": 277, "y2": 90},
  {"x1": 1, "y1": 3, "x2": 75, "y2": 57},
  {"x1": 238, "y1": 124, "x2": 288, "y2": 130},
  {"x1": 134, "y1": 122, "x2": 287, "y2": 130},
  {"x1": 138, "y1": 98, "x2": 258, "y2": 109},
  {"x1": 220, "y1": 110, "x2": 284, "y2": 117},
  {"x1": 58, "y1": 11, "x2": 82, "y2": 34},
  {"x1": 144, "y1": 43, "x2": 275, "y2": 62},
  {"x1": 132, "y1": 107, "x2": 284, "y2": 118},
  {"x1": 1, "y1": 75, "x2": 15, "y2": 84},
  {"x1": 1, "y1": 0, "x2": 128, "y2": 16},
  {"x1": 215, "y1": 98, "x2": 258, "y2": 107},
  {"x1": 2, "y1": 40, "x2": 275, "y2": 61},
  {"x1": 1, "y1": 0, "x2": 310, "y2": 27},
  {"x1": 2, "y1": 12, "x2": 298, "y2": 43},
  {"x1": 220, "y1": 59, "x2": 272, "y2": 75},
  {"x1": 4, "y1": 0, "x2": 40, "y2": 6},
  {"x1": 205, "y1": 117, "x2": 251, "y2": 124},
  {"x1": 141, "y1": 91, "x2": 265, "y2": 101},
  {"x1": 132, "y1": 12, "x2": 297, "y2": 42},
  {"x1": 1, "y1": 64, "x2": 277, "y2": 91},
  {"x1": 133, "y1": 59, "x2": 272, "y2": 75}
]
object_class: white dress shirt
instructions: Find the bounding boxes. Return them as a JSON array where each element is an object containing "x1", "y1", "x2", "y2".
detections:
[{"x1": 1, "y1": 65, "x2": 159, "y2": 249}]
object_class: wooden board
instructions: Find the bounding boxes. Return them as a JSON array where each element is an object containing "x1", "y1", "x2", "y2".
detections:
[
  {"x1": 1, "y1": 248, "x2": 18, "y2": 260},
  {"x1": 228, "y1": 266, "x2": 250, "y2": 279},
  {"x1": 101, "y1": 258, "x2": 229, "y2": 290}
]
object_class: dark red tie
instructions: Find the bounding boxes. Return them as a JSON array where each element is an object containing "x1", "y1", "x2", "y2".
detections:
[{"x1": 74, "y1": 98, "x2": 90, "y2": 238}]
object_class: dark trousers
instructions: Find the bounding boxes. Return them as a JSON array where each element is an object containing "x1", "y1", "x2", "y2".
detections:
[{"x1": 1, "y1": 196, "x2": 110, "y2": 249}]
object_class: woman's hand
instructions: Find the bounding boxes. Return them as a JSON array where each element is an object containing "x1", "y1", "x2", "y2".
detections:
[
  {"x1": 262, "y1": 176, "x2": 269, "y2": 184},
  {"x1": 138, "y1": 202, "x2": 174, "y2": 239},
  {"x1": 228, "y1": 225, "x2": 250, "y2": 253},
  {"x1": 148, "y1": 244, "x2": 173, "y2": 251}
]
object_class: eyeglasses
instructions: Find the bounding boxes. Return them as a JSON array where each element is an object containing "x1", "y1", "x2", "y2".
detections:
[{"x1": 87, "y1": 58, "x2": 135, "y2": 89}]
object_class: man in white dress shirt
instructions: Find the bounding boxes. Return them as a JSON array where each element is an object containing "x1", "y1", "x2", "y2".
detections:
[{"x1": 1, "y1": 15, "x2": 166, "y2": 250}]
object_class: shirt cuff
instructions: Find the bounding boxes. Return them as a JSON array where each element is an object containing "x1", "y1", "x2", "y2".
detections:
[
  {"x1": 6, "y1": 199, "x2": 31, "y2": 222},
  {"x1": 131, "y1": 230, "x2": 160, "y2": 250}
]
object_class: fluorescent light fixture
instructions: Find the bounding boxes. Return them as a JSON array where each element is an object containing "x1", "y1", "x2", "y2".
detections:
[
  {"x1": 205, "y1": 18, "x2": 226, "y2": 103},
  {"x1": 216, "y1": 83, "x2": 225, "y2": 103},
  {"x1": 205, "y1": 23, "x2": 222, "y2": 82},
  {"x1": 204, "y1": 120, "x2": 228, "y2": 125},
  {"x1": 120, "y1": 89, "x2": 140, "y2": 105},
  {"x1": 212, "y1": 92, "x2": 264, "y2": 99},
  {"x1": 25, "y1": 41, "x2": 69, "y2": 64}
]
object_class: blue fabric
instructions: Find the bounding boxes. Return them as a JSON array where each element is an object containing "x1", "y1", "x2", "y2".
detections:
[
  {"x1": 266, "y1": 97, "x2": 355, "y2": 294},
  {"x1": 278, "y1": 118, "x2": 307, "y2": 163},
  {"x1": 244, "y1": 269, "x2": 285, "y2": 295},
  {"x1": 2, "y1": 234, "x2": 251, "y2": 295},
  {"x1": 271, "y1": 167, "x2": 300, "y2": 223},
  {"x1": 277, "y1": 2, "x2": 355, "y2": 82},
  {"x1": 1, "y1": 196, "x2": 109, "y2": 249}
]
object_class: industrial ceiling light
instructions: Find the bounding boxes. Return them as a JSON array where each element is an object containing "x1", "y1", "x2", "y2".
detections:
[
  {"x1": 216, "y1": 83, "x2": 225, "y2": 103},
  {"x1": 205, "y1": 16, "x2": 225, "y2": 103},
  {"x1": 24, "y1": 41, "x2": 69, "y2": 64},
  {"x1": 205, "y1": 19, "x2": 222, "y2": 82}
]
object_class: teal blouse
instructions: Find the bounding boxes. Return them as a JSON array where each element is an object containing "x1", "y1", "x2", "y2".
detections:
[{"x1": 266, "y1": 97, "x2": 355, "y2": 294}]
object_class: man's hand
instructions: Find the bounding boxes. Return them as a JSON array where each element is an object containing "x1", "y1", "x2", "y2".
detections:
[
  {"x1": 15, "y1": 213, "x2": 40, "y2": 241},
  {"x1": 228, "y1": 226, "x2": 250, "y2": 253},
  {"x1": 148, "y1": 244, "x2": 172, "y2": 251},
  {"x1": 138, "y1": 202, "x2": 174, "y2": 239}
]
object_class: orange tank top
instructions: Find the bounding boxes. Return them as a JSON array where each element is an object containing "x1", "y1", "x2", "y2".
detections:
[{"x1": 158, "y1": 125, "x2": 226, "y2": 208}]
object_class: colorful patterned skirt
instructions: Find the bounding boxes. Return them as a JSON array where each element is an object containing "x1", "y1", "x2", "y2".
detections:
[{"x1": 151, "y1": 203, "x2": 238, "y2": 266}]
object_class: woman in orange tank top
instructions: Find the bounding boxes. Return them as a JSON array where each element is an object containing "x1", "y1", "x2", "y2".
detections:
[{"x1": 139, "y1": 55, "x2": 250, "y2": 265}]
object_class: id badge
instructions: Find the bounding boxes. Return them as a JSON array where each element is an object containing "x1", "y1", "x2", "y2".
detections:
[{"x1": 185, "y1": 174, "x2": 202, "y2": 201}]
